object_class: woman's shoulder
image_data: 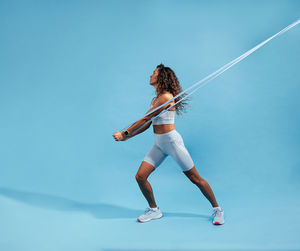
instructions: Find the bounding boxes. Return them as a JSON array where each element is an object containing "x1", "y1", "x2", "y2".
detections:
[
  {"x1": 157, "y1": 92, "x2": 176, "y2": 110},
  {"x1": 159, "y1": 92, "x2": 174, "y2": 100},
  {"x1": 151, "y1": 92, "x2": 174, "y2": 106}
]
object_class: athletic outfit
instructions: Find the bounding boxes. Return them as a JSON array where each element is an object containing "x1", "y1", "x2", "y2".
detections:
[
  {"x1": 143, "y1": 102, "x2": 194, "y2": 172},
  {"x1": 137, "y1": 97, "x2": 225, "y2": 225}
]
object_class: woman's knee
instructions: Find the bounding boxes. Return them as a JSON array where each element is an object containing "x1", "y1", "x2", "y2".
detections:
[
  {"x1": 189, "y1": 174, "x2": 201, "y2": 184},
  {"x1": 187, "y1": 172, "x2": 206, "y2": 186},
  {"x1": 135, "y1": 173, "x2": 147, "y2": 183},
  {"x1": 135, "y1": 161, "x2": 155, "y2": 183}
]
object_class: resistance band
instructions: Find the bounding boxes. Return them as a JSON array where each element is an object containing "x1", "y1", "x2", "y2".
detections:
[{"x1": 120, "y1": 18, "x2": 300, "y2": 138}]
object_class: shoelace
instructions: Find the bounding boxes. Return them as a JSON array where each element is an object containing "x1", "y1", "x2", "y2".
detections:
[
  {"x1": 144, "y1": 207, "x2": 154, "y2": 215},
  {"x1": 211, "y1": 209, "x2": 222, "y2": 218}
]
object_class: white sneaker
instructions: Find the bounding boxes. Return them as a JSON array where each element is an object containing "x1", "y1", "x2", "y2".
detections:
[
  {"x1": 137, "y1": 207, "x2": 163, "y2": 223},
  {"x1": 212, "y1": 207, "x2": 225, "y2": 225}
]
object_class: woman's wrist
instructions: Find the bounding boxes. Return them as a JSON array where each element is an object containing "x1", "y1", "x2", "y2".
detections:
[{"x1": 122, "y1": 130, "x2": 129, "y2": 138}]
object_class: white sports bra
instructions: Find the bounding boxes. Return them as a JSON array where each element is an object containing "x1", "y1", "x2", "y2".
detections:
[{"x1": 150, "y1": 98, "x2": 175, "y2": 125}]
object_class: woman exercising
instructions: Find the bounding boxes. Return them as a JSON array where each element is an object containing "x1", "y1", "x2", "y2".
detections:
[{"x1": 112, "y1": 64, "x2": 224, "y2": 225}]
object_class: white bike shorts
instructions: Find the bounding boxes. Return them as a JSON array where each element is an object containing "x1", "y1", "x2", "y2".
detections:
[{"x1": 143, "y1": 129, "x2": 194, "y2": 172}]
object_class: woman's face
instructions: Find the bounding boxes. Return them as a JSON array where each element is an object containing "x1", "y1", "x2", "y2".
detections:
[{"x1": 150, "y1": 68, "x2": 159, "y2": 86}]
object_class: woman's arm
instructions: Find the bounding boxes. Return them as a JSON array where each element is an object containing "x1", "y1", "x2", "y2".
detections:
[
  {"x1": 112, "y1": 93, "x2": 172, "y2": 141},
  {"x1": 113, "y1": 117, "x2": 153, "y2": 142},
  {"x1": 121, "y1": 120, "x2": 152, "y2": 140}
]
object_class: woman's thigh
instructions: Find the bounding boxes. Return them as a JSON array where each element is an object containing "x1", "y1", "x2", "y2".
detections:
[
  {"x1": 143, "y1": 144, "x2": 167, "y2": 169},
  {"x1": 164, "y1": 138, "x2": 195, "y2": 172}
]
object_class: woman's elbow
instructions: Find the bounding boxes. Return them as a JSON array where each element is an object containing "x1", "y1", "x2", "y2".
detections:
[{"x1": 143, "y1": 118, "x2": 152, "y2": 128}]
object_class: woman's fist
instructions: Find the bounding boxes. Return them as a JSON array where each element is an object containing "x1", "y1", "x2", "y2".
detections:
[{"x1": 112, "y1": 131, "x2": 126, "y2": 141}]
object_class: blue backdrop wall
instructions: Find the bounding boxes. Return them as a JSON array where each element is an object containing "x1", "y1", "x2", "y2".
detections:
[{"x1": 0, "y1": 1, "x2": 299, "y2": 250}]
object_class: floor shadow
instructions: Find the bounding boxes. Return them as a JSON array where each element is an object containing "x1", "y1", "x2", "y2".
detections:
[{"x1": 0, "y1": 187, "x2": 210, "y2": 220}]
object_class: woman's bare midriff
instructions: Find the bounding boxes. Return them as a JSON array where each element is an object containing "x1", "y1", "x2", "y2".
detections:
[{"x1": 153, "y1": 124, "x2": 175, "y2": 134}]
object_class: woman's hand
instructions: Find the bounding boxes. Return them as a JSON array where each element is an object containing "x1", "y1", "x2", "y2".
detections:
[{"x1": 112, "y1": 131, "x2": 127, "y2": 141}]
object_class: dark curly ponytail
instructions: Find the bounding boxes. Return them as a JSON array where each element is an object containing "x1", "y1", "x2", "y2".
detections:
[{"x1": 155, "y1": 64, "x2": 190, "y2": 116}]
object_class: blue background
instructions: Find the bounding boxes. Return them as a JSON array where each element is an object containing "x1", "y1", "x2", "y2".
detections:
[{"x1": 0, "y1": 0, "x2": 299, "y2": 250}]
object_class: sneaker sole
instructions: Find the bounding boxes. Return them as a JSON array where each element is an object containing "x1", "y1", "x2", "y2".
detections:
[
  {"x1": 213, "y1": 221, "x2": 224, "y2": 225},
  {"x1": 137, "y1": 214, "x2": 163, "y2": 223}
]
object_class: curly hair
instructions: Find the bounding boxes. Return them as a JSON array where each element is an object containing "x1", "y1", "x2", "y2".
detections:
[{"x1": 153, "y1": 63, "x2": 190, "y2": 116}]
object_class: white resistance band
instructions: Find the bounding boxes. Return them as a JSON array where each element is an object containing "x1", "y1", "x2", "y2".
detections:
[{"x1": 120, "y1": 18, "x2": 300, "y2": 138}]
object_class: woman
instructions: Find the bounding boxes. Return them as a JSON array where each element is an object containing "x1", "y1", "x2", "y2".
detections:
[{"x1": 112, "y1": 64, "x2": 224, "y2": 225}]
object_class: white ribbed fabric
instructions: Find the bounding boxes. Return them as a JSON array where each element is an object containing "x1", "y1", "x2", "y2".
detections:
[{"x1": 150, "y1": 103, "x2": 175, "y2": 125}]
